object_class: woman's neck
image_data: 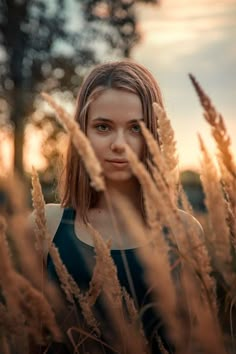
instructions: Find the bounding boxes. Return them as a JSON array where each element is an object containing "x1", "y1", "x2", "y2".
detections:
[
  {"x1": 95, "y1": 178, "x2": 142, "y2": 215},
  {"x1": 75, "y1": 179, "x2": 147, "y2": 249}
]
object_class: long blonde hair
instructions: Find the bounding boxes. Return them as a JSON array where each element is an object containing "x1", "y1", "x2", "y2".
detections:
[{"x1": 60, "y1": 60, "x2": 165, "y2": 222}]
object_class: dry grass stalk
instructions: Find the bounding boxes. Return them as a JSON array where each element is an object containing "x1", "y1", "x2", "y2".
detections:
[
  {"x1": 189, "y1": 74, "x2": 236, "y2": 241},
  {"x1": 1, "y1": 76, "x2": 234, "y2": 352},
  {"x1": 220, "y1": 160, "x2": 236, "y2": 212},
  {"x1": 189, "y1": 74, "x2": 236, "y2": 179},
  {"x1": 156, "y1": 335, "x2": 169, "y2": 354},
  {"x1": 146, "y1": 159, "x2": 179, "y2": 233},
  {"x1": 86, "y1": 223, "x2": 123, "y2": 309},
  {"x1": 0, "y1": 303, "x2": 17, "y2": 335},
  {"x1": 84, "y1": 225, "x2": 112, "y2": 307},
  {"x1": 66, "y1": 326, "x2": 120, "y2": 354},
  {"x1": 178, "y1": 183, "x2": 193, "y2": 215},
  {"x1": 224, "y1": 194, "x2": 236, "y2": 253},
  {"x1": 104, "y1": 188, "x2": 143, "y2": 307},
  {"x1": 0, "y1": 215, "x2": 62, "y2": 347},
  {"x1": 178, "y1": 185, "x2": 217, "y2": 313},
  {"x1": 41, "y1": 92, "x2": 105, "y2": 192},
  {"x1": 180, "y1": 267, "x2": 226, "y2": 354},
  {"x1": 13, "y1": 272, "x2": 62, "y2": 343},
  {"x1": 31, "y1": 169, "x2": 101, "y2": 337},
  {"x1": 124, "y1": 142, "x2": 224, "y2": 351},
  {"x1": 124, "y1": 143, "x2": 169, "y2": 229},
  {"x1": 110, "y1": 191, "x2": 187, "y2": 353},
  {"x1": 124, "y1": 143, "x2": 189, "y2": 252},
  {"x1": 31, "y1": 169, "x2": 145, "y2": 350},
  {"x1": 125, "y1": 142, "x2": 179, "y2": 251},
  {"x1": 0, "y1": 335, "x2": 11, "y2": 354},
  {"x1": 122, "y1": 287, "x2": 140, "y2": 327},
  {"x1": 138, "y1": 241, "x2": 185, "y2": 353},
  {"x1": 180, "y1": 213, "x2": 217, "y2": 314},
  {"x1": 219, "y1": 163, "x2": 236, "y2": 252},
  {"x1": 3, "y1": 187, "x2": 65, "y2": 326},
  {"x1": 85, "y1": 224, "x2": 148, "y2": 354},
  {"x1": 139, "y1": 121, "x2": 177, "y2": 212},
  {"x1": 107, "y1": 305, "x2": 149, "y2": 354},
  {"x1": 31, "y1": 166, "x2": 50, "y2": 253},
  {"x1": 152, "y1": 102, "x2": 179, "y2": 196},
  {"x1": 84, "y1": 246, "x2": 106, "y2": 308},
  {"x1": 31, "y1": 167, "x2": 73, "y2": 300},
  {"x1": 139, "y1": 121, "x2": 169, "y2": 186},
  {"x1": 122, "y1": 288, "x2": 148, "y2": 352},
  {"x1": 198, "y1": 135, "x2": 233, "y2": 285}
]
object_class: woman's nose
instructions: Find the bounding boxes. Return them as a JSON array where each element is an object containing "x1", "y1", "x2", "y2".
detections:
[{"x1": 110, "y1": 132, "x2": 126, "y2": 153}]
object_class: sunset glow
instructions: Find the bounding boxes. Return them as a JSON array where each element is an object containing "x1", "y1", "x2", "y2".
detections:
[
  {"x1": 0, "y1": 128, "x2": 47, "y2": 175},
  {"x1": 23, "y1": 125, "x2": 48, "y2": 172},
  {"x1": 0, "y1": 131, "x2": 13, "y2": 174},
  {"x1": 133, "y1": 0, "x2": 236, "y2": 170},
  {"x1": 0, "y1": 0, "x2": 235, "y2": 174}
]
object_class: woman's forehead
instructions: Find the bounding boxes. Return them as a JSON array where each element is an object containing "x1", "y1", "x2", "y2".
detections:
[{"x1": 88, "y1": 89, "x2": 143, "y2": 120}]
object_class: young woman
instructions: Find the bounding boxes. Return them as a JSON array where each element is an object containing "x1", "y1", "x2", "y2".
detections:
[{"x1": 40, "y1": 60, "x2": 202, "y2": 353}]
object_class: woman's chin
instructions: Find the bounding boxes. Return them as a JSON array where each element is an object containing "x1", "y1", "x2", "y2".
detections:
[{"x1": 104, "y1": 171, "x2": 134, "y2": 183}]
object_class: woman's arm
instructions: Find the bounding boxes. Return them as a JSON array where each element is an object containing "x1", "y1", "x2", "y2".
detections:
[{"x1": 178, "y1": 209, "x2": 204, "y2": 239}]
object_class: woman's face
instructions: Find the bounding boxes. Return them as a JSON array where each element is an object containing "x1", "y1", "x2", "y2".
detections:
[{"x1": 87, "y1": 88, "x2": 145, "y2": 183}]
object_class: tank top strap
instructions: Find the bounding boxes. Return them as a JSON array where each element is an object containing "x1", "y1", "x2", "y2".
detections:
[{"x1": 61, "y1": 207, "x2": 76, "y2": 222}]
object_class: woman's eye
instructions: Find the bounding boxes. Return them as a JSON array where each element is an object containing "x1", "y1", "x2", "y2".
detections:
[
  {"x1": 131, "y1": 124, "x2": 141, "y2": 133},
  {"x1": 95, "y1": 124, "x2": 110, "y2": 132}
]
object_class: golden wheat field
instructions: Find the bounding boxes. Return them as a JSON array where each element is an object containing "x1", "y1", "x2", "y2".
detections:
[{"x1": 0, "y1": 76, "x2": 236, "y2": 354}]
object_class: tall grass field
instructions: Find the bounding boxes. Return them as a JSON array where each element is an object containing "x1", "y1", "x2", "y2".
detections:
[{"x1": 0, "y1": 75, "x2": 235, "y2": 354}]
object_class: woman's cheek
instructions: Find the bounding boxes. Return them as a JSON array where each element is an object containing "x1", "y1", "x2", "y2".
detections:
[{"x1": 128, "y1": 136, "x2": 144, "y2": 158}]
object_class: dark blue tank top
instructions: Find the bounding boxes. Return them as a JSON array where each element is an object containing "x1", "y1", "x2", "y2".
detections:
[{"x1": 47, "y1": 208, "x2": 174, "y2": 353}]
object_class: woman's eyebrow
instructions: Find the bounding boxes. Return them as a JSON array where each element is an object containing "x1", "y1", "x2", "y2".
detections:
[{"x1": 91, "y1": 117, "x2": 144, "y2": 123}]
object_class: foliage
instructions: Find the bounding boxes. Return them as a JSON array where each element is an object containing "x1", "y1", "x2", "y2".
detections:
[{"x1": 0, "y1": 0, "x2": 158, "y2": 177}]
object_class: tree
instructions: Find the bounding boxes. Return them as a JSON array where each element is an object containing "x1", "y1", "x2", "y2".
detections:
[
  {"x1": 83, "y1": 0, "x2": 139, "y2": 58},
  {"x1": 0, "y1": 0, "x2": 92, "y2": 178},
  {"x1": 0, "y1": 0, "x2": 158, "y2": 179}
]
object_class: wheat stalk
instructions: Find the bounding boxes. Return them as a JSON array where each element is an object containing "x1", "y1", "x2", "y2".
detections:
[
  {"x1": 86, "y1": 223, "x2": 123, "y2": 309},
  {"x1": 124, "y1": 141, "x2": 223, "y2": 350},
  {"x1": 198, "y1": 135, "x2": 233, "y2": 285},
  {"x1": 0, "y1": 215, "x2": 62, "y2": 345},
  {"x1": 178, "y1": 183, "x2": 193, "y2": 215},
  {"x1": 31, "y1": 167, "x2": 50, "y2": 253},
  {"x1": 124, "y1": 143, "x2": 188, "y2": 249},
  {"x1": 180, "y1": 267, "x2": 226, "y2": 354},
  {"x1": 219, "y1": 163, "x2": 236, "y2": 252},
  {"x1": 189, "y1": 74, "x2": 236, "y2": 180},
  {"x1": 189, "y1": 75, "x2": 236, "y2": 240},
  {"x1": 0, "y1": 334, "x2": 11, "y2": 354},
  {"x1": 85, "y1": 224, "x2": 149, "y2": 354},
  {"x1": 108, "y1": 184, "x2": 188, "y2": 353},
  {"x1": 31, "y1": 168, "x2": 100, "y2": 335},
  {"x1": 41, "y1": 92, "x2": 105, "y2": 192},
  {"x1": 153, "y1": 102, "x2": 179, "y2": 195},
  {"x1": 139, "y1": 121, "x2": 176, "y2": 208},
  {"x1": 178, "y1": 184, "x2": 217, "y2": 313}
]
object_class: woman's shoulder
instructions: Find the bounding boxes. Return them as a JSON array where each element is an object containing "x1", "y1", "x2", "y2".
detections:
[
  {"x1": 177, "y1": 209, "x2": 204, "y2": 238},
  {"x1": 28, "y1": 203, "x2": 64, "y2": 245},
  {"x1": 44, "y1": 203, "x2": 64, "y2": 238}
]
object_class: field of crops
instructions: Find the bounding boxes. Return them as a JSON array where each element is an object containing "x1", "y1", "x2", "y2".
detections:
[{"x1": 0, "y1": 75, "x2": 235, "y2": 354}]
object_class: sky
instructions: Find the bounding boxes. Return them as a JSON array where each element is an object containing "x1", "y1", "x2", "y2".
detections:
[
  {"x1": 132, "y1": 0, "x2": 236, "y2": 171},
  {"x1": 1, "y1": 0, "x2": 235, "y2": 173}
]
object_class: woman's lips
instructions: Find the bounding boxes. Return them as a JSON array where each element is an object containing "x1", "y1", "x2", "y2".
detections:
[{"x1": 106, "y1": 160, "x2": 129, "y2": 168}]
